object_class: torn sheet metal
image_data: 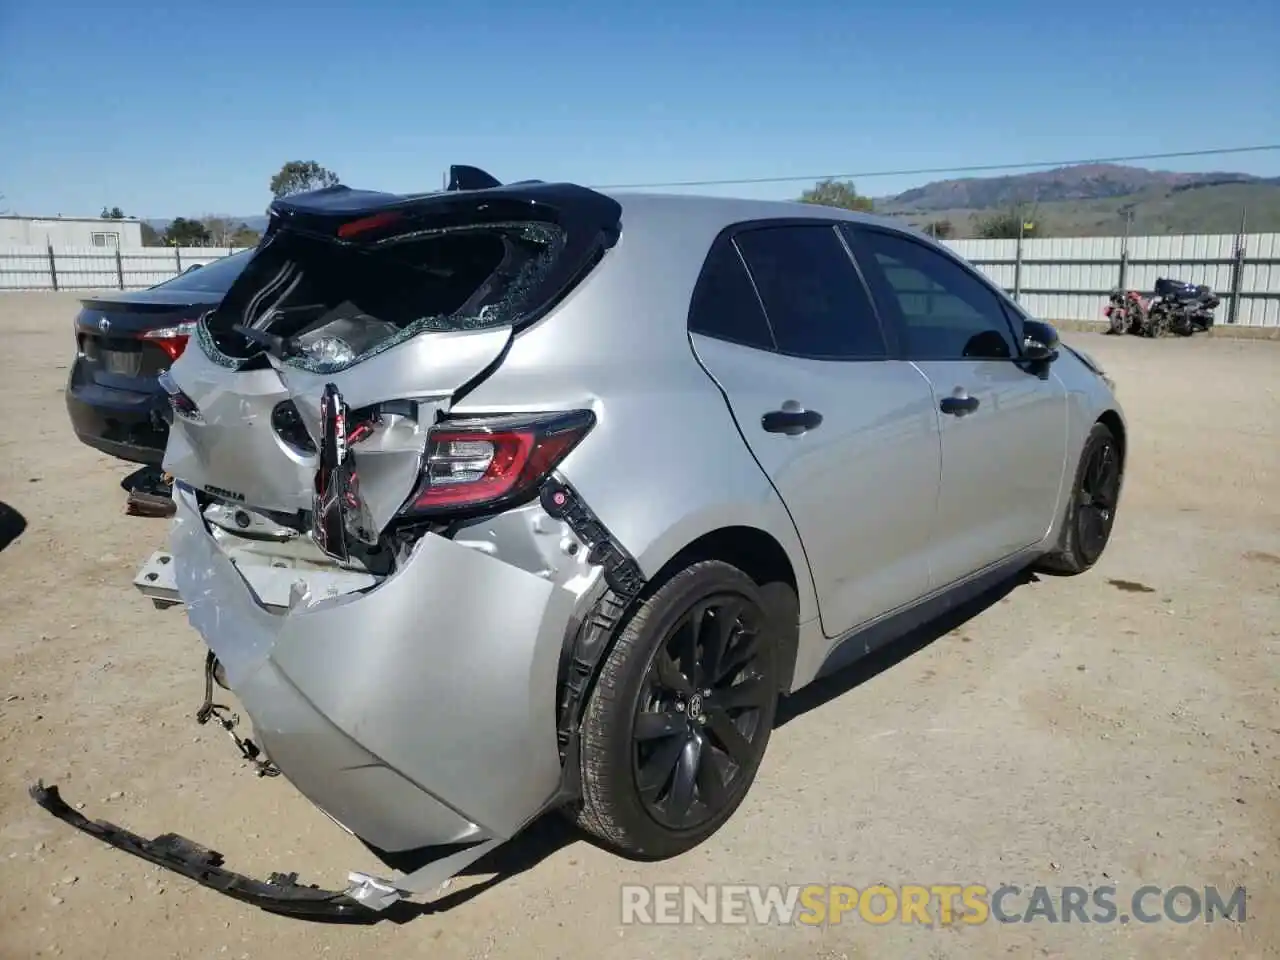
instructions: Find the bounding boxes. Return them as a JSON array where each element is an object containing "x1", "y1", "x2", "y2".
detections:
[{"x1": 166, "y1": 481, "x2": 576, "y2": 841}]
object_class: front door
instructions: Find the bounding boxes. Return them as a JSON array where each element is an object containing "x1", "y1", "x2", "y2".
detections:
[
  {"x1": 842, "y1": 225, "x2": 1069, "y2": 589},
  {"x1": 687, "y1": 223, "x2": 941, "y2": 640}
]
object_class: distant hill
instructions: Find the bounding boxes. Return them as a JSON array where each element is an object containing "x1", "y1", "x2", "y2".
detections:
[
  {"x1": 141, "y1": 163, "x2": 1280, "y2": 240},
  {"x1": 873, "y1": 164, "x2": 1280, "y2": 237}
]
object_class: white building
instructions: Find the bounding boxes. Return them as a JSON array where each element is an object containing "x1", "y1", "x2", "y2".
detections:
[{"x1": 0, "y1": 215, "x2": 145, "y2": 249}]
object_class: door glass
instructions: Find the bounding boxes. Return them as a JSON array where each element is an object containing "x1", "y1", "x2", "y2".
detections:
[
  {"x1": 847, "y1": 227, "x2": 1017, "y2": 361},
  {"x1": 734, "y1": 225, "x2": 887, "y2": 360},
  {"x1": 688, "y1": 239, "x2": 776, "y2": 350}
]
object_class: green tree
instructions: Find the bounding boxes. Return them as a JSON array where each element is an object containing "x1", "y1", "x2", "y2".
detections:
[
  {"x1": 163, "y1": 217, "x2": 212, "y2": 246},
  {"x1": 140, "y1": 222, "x2": 163, "y2": 246},
  {"x1": 975, "y1": 204, "x2": 1045, "y2": 240},
  {"x1": 270, "y1": 161, "x2": 341, "y2": 198},
  {"x1": 100, "y1": 206, "x2": 126, "y2": 219},
  {"x1": 797, "y1": 179, "x2": 874, "y2": 212},
  {"x1": 202, "y1": 215, "x2": 236, "y2": 246},
  {"x1": 923, "y1": 219, "x2": 955, "y2": 240},
  {"x1": 230, "y1": 224, "x2": 262, "y2": 248}
]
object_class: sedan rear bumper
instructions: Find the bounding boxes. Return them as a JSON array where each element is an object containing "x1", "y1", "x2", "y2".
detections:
[
  {"x1": 65, "y1": 376, "x2": 168, "y2": 465},
  {"x1": 166, "y1": 483, "x2": 577, "y2": 852}
]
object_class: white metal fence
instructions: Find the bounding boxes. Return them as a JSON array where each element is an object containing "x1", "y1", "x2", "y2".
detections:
[
  {"x1": 946, "y1": 233, "x2": 1280, "y2": 328},
  {"x1": 0, "y1": 246, "x2": 251, "y2": 293},
  {"x1": 2, "y1": 233, "x2": 1279, "y2": 327}
]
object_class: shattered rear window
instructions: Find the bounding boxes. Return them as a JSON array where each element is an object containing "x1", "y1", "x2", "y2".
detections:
[{"x1": 198, "y1": 221, "x2": 566, "y2": 373}]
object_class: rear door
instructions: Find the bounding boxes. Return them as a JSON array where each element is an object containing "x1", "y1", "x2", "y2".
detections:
[
  {"x1": 687, "y1": 222, "x2": 941, "y2": 640},
  {"x1": 841, "y1": 224, "x2": 1068, "y2": 588},
  {"x1": 163, "y1": 186, "x2": 621, "y2": 534}
]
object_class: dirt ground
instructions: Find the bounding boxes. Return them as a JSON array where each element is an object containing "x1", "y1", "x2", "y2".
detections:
[{"x1": 0, "y1": 292, "x2": 1276, "y2": 960}]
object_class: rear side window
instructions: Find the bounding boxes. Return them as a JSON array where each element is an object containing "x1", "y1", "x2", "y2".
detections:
[
  {"x1": 688, "y1": 239, "x2": 775, "y2": 350},
  {"x1": 733, "y1": 225, "x2": 887, "y2": 360},
  {"x1": 150, "y1": 249, "x2": 253, "y2": 294},
  {"x1": 202, "y1": 221, "x2": 568, "y2": 371}
]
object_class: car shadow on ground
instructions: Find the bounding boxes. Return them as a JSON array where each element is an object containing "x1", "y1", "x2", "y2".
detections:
[
  {"x1": 363, "y1": 566, "x2": 1039, "y2": 925},
  {"x1": 0, "y1": 500, "x2": 27, "y2": 554},
  {"x1": 776, "y1": 566, "x2": 1037, "y2": 726}
]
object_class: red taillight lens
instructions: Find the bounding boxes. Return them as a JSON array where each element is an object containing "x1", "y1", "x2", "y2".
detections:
[
  {"x1": 141, "y1": 321, "x2": 197, "y2": 362},
  {"x1": 403, "y1": 409, "x2": 595, "y2": 517}
]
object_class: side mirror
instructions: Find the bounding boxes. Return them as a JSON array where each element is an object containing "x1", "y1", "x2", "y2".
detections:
[{"x1": 1021, "y1": 319, "x2": 1060, "y2": 363}]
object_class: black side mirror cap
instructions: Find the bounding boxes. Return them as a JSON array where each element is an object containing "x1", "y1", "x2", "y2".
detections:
[{"x1": 1021, "y1": 319, "x2": 1060, "y2": 362}]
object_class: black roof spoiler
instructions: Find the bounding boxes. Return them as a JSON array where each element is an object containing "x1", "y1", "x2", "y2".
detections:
[{"x1": 263, "y1": 166, "x2": 616, "y2": 245}]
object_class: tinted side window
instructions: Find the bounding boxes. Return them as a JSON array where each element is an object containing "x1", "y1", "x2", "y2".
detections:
[
  {"x1": 846, "y1": 227, "x2": 1017, "y2": 361},
  {"x1": 734, "y1": 225, "x2": 887, "y2": 360},
  {"x1": 688, "y1": 239, "x2": 776, "y2": 350}
]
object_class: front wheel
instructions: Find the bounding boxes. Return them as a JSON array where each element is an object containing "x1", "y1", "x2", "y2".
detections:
[
  {"x1": 1037, "y1": 422, "x2": 1123, "y2": 575},
  {"x1": 571, "y1": 560, "x2": 780, "y2": 859}
]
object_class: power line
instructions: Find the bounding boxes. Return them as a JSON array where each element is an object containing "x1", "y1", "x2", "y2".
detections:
[{"x1": 589, "y1": 144, "x2": 1280, "y2": 190}]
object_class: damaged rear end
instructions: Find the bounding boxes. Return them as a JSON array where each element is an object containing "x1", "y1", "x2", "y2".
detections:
[{"x1": 74, "y1": 174, "x2": 629, "y2": 914}]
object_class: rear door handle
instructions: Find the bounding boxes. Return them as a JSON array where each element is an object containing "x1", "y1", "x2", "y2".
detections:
[
  {"x1": 939, "y1": 390, "x2": 980, "y2": 417},
  {"x1": 762, "y1": 403, "x2": 823, "y2": 435}
]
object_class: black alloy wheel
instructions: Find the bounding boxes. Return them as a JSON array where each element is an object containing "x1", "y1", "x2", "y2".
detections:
[
  {"x1": 1075, "y1": 432, "x2": 1121, "y2": 567},
  {"x1": 630, "y1": 593, "x2": 773, "y2": 831}
]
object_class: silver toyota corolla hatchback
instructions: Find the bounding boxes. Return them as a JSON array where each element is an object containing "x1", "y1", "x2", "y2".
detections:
[{"x1": 39, "y1": 168, "x2": 1126, "y2": 915}]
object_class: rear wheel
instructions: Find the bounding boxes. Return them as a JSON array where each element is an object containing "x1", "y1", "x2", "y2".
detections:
[
  {"x1": 1038, "y1": 421, "x2": 1122, "y2": 575},
  {"x1": 572, "y1": 560, "x2": 779, "y2": 859}
]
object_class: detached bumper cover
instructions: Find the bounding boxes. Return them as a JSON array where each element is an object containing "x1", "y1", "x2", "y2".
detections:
[
  {"x1": 29, "y1": 782, "x2": 374, "y2": 922},
  {"x1": 166, "y1": 481, "x2": 577, "y2": 852}
]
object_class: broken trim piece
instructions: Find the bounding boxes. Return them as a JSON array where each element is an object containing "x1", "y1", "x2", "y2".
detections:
[
  {"x1": 28, "y1": 782, "x2": 376, "y2": 922},
  {"x1": 540, "y1": 476, "x2": 649, "y2": 798},
  {"x1": 539, "y1": 477, "x2": 644, "y2": 599}
]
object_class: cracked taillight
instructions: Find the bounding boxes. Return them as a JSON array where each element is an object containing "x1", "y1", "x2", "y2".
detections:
[{"x1": 400, "y1": 409, "x2": 595, "y2": 517}]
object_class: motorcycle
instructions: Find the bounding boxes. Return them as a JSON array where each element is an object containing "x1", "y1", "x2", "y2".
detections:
[
  {"x1": 1104, "y1": 289, "x2": 1150, "y2": 336},
  {"x1": 1147, "y1": 277, "x2": 1218, "y2": 337},
  {"x1": 1103, "y1": 278, "x2": 1218, "y2": 338}
]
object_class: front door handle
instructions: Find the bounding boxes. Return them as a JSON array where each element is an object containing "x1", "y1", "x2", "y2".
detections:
[
  {"x1": 939, "y1": 390, "x2": 980, "y2": 417},
  {"x1": 762, "y1": 402, "x2": 823, "y2": 436}
]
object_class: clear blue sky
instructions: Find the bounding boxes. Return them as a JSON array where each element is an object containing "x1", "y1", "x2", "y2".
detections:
[{"x1": 2, "y1": 0, "x2": 1278, "y2": 219}]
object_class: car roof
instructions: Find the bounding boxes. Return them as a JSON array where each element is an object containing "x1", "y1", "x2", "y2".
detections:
[{"x1": 599, "y1": 190, "x2": 921, "y2": 237}]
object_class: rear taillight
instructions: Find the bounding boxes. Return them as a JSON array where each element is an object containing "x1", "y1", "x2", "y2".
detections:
[
  {"x1": 141, "y1": 321, "x2": 197, "y2": 362},
  {"x1": 158, "y1": 371, "x2": 202, "y2": 423},
  {"x1": 401, "y1": 409, "x2": 595, "y2": 517}
]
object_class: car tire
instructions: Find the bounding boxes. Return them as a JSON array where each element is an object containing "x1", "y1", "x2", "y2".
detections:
[
  {"x1": 1037, "y1": 421, "x2": 1123, "y2": 575},
  {"x1": 571, "y1": 560, "x2": 779, "y2": 859}
]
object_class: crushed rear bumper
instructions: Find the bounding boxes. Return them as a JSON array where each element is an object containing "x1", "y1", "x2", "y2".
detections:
[{"x1": 29, "y1": 781, "x2": 376, "y2": 922}]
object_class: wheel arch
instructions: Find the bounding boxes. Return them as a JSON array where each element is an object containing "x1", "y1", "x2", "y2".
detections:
[
  {"x1": 641, "y1": 524, "x2": 805, "y2": 695},
  {"x1": 1096, "y1": 408, "x2": 1127, "y2": 472}
]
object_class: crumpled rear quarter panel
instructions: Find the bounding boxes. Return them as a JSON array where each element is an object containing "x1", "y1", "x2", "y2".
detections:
[{"x1": 170, "y1": 485, "x2": 576, "y2": 846}]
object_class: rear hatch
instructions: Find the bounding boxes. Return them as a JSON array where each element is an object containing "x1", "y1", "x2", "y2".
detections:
[
  {"x1": 74, "y1": 251, "x2": 252, "y2": 394},
  {"x1": 162, "y1": 178, "x2": 621, "y2": 542}
]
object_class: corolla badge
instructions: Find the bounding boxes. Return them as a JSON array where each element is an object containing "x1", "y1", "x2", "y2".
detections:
[{"x1": 97, "y1": 316, "x2": 110, "y2": 333}]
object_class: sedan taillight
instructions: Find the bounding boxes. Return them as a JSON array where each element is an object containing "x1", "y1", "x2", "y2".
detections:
[
  {"x1": 400, "y1": 409, "x2": 595, "y2": 517},
  {"x1": 141, "y1": 321, "x2": 197, "y2": 362}
]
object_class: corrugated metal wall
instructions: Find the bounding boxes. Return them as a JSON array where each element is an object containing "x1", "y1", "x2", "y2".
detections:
[
  {"x1": 946, "y1": 233, "x2": 1280, "y2": 327},
  {"x1": 2, "y1": 235, "x2": 1279, "y2": 327}
]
